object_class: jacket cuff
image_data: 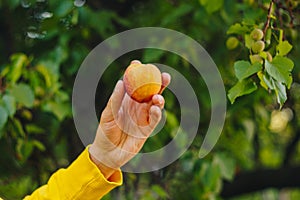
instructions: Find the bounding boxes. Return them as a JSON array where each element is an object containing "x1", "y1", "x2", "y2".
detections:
[
  {"x1": 67, "y1": 146, "x2": 123, "y2": 199},
  {"x1": 23, "y1": 147, "x2": 122, "y2": 200}
]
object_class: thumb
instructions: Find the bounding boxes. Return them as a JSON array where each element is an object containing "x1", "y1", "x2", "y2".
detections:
[{"x1": 101, "y1": 80, "x2": 125, "y2": 123}]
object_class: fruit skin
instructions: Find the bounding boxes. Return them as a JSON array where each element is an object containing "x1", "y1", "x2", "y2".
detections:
[
  {"x1": 123, "y1": 63, "x2": 162, "y2": 103},
  {"x1": 226, "y1": 36, "x2": 239, "y2": 50},
  {"x1": 250, "y1": 28, "x2": 264, "y2": 41},
  {"x1": 250, "y1": 54, "x2": 263, "y2": 64},
  {"x1": 251, "y1": 40, "x2": 265, "y2": 53},
  {"x1": 266, "y1": 51, "x2": 273, "y2": 62}
]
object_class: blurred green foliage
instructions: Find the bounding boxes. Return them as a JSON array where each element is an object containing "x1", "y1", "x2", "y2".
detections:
[{"x1": 0, "y1": 0, "x2": 300, "y2": 199}]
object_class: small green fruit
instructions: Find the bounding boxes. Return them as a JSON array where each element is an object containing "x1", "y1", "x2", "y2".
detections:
[
  {"x1": 250, "y1": 54, "x2": 263, "y2": 64},
  {"x1": 226, "y1": 36, "x2": 239, "y2": 50},
  {"x1": 250, "y1": 28, "x2": 264, "y2": 41},
  {"x1": 251, "y1": 40, "x2": 265, "y2": 53},
  {"x1": 266, "y1": 52, "x2": 273, "y2": 62},
  {"x1": 265, "y1": 28, "x2": 272, "y2": 46}
]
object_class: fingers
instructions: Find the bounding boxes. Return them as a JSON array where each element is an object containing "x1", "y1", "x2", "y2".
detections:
[
  {"x1": 111, "y1": 80, "x2": 126, "y2": 116},
  {"x1": 148, "y1": 105, "x2": 162, "y2": 133},
  {"x1": 159, "y1": 72, "x2": 171, "y2": 94},
  {"x1": 141, "y1": 94, "x2": 164, "y2": 137},
  {"x1": 152, "y1": 94, "x2": 165, "y2": 109},
  {"x1": 101, "y1": 80, "x2": 125, "y2": 123}
]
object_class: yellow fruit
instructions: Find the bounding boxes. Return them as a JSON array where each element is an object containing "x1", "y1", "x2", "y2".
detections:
[
  {"x1": 250, "y1": 28, "x2": 264, "y2": 41},
  {"x1": 250, "y1": 54, "x2": 263, "y2": 64},
  {"x1": 251, "y1": 40, "x2": 265, "y2": 53},
  {"x1": 123, "y1": 63, "x2": 162, "y2": 103},
  {"x1": 226, "y1": 36, "x2": 239, "y2": 50}
]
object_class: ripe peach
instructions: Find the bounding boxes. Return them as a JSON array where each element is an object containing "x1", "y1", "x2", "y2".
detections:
[{"x1": 123, "y1": 63, "x2": 162, "y2": 103}]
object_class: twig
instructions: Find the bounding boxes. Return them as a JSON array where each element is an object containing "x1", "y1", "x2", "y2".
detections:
[
  {"x1": 263, "y1": 0, "x2": 274, "y2": 35},
  {"x1": 0, "y1": 76, "x2": 4, "y2": 92}
]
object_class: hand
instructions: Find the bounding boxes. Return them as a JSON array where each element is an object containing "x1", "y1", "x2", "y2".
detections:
[{"x1": 89, "y1": 60, "x2": 171, "y2": 179}]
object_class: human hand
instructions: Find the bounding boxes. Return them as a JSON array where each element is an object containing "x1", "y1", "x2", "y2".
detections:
[{"x1": 89, "y1": 60, "x2": 171, "y2": 179}]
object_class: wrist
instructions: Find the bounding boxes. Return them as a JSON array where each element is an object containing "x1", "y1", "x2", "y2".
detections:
[{"x1": 88, "y1": 146, "x2": 117, "y2": 180}]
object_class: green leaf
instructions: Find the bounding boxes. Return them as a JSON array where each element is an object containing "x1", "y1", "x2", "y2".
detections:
[
  {"x1": 2, "y1": 95, "x2": 16, "y2": 117},
  {"x1": 161, "y1": 4, "x2": 193, "y2": 25},
  {"x1": 151, "y1": 185, "x2": 168, "y2": 198},
  {"x1": 277, "y1": 41, "x2": 293, "y2": 56},
  {"x1": 0, "y1": 65, "x2": 10, "y2": 77},
  {"x1": 258, "y1": 51, "x2": 267, "y2": 59},
  {"x1": 51, "y1": 1, "x2": 73, "y2": 17},
  {"x1": 200, "y1": 0, "x2": 224, "y2": 14},
  {"x1": 264, "y1": 74, "x2": 276, "y2": 90},
  {"x1": 143, "y1": 49, "x2": 165, "y2": 63},
  {"x1": 42, "y1": 102, "x2": 71, "y2": 121},
  {"x1": 25, "y1": 124, "x2": 44, "y2": 135},
  {"x1": 274, "y1": 81, "x2": 287, "y2": 108},
  {"x1": 80, "y1": 8, "x2": 116, "y2": 37},
  {"x1": 265, "y1": 56, "x2": 294, "y2": 88},
  {"x1": 258, "y1": 71, "x2": 287, "y2": 107},
  {"x1": 36, "y1": 65, "x2": 53, "y2": 88},
  {"x1": 12, "y1": 118, "x2": 26, "y2": 138},
  {"x1": 166, "y1": 111, "x2": 179, "y2": 133},
  {"x1": 0, "y1": 176, "x2": 37, "y2": 199},
  {"x1": 32, "y1": 140, "x2": 46, "y2": 151},
  {"x1": 228, "y1": 79, "x2": 257, "y2": 104},
  {"x1": 201, "y1": 162, "x2": 221, "y2": 192},
  {"x1": 174, "y1": 128, "x2": 188, "y2": 149},
  {"x1": 244, "y1": 34, "x2": 254, "y2": 49},
  {"x1": 213, "y1": 153, "x2": 236, "y2": 181},
  {"x1": 16, "y1": 139, "x2": 34, "y2": 162},
  {"x1": 227, "y1": 23, "x2": 250, "y2": 35},
  {"x1": 9, "y1": 84, "x2": 35, "y2": 108},
  {"x1": 71, "y1": 9, "x2": 79, "y2": 25},
  {"x1": 234, "y1": 61, "x2": 262, "y2": 80},
  {"x1": 0, "y1": 106, "x2": 8, "y2": 130},
  {"x1": 257, "y1": 71, "x2": 273, "y2": 90},
  {"x1": 7, "y1": 53, "x2": 28, "y2": 84}
]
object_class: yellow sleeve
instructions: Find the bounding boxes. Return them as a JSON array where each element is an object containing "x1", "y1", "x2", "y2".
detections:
[{"x1": 23, "y1": 147, "x2": 122, "y2": 200}]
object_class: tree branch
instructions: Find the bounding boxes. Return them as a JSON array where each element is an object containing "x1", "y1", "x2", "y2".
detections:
[
  {"x1": 263, "y1": 0, "x2": 274, "y2": 35},
  {"x1": 221, "y1": 166, "x2": 300, "y2": 198}
]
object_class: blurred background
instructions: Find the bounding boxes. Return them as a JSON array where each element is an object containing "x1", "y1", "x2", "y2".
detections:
[{"x1": 0, "y1": 0, "x2": 300, "y2": 199}]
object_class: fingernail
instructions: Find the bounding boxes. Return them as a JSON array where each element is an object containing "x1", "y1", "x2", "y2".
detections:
[{"x1": 157, "y1": 95, "x2": 163, "y2": 104}]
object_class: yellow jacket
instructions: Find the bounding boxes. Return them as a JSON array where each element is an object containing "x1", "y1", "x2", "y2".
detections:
[{"x1": 23, "y1": 147, "x2": 123, "y2": 200}]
